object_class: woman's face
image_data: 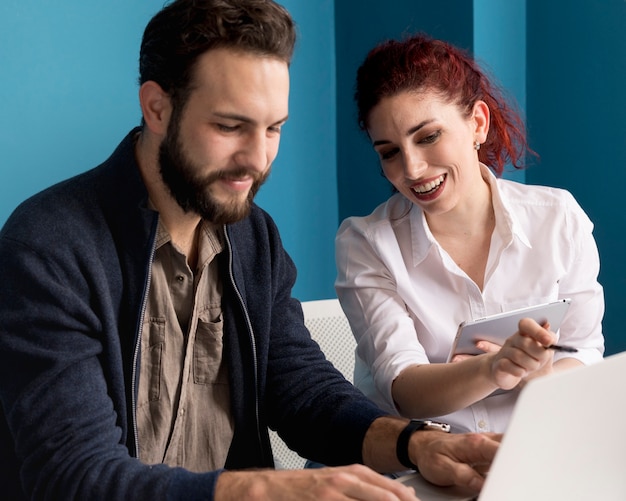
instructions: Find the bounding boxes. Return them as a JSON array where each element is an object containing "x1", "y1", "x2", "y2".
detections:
[{"x1": 367, "y1": 89, "x2": 489, "y2": 218}]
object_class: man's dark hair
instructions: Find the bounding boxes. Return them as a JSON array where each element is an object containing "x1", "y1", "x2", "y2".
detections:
[{"x1": 139, "y1": 0, "x2": 296, "y2": 111}]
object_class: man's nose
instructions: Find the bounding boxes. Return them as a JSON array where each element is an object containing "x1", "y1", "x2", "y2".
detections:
[{"x1": 236, "y1": 132, "x2": 270, "y2": 173}]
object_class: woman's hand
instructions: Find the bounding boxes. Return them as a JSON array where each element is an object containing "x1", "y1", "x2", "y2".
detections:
[
  {"x1": 452, "y1": 318, "x2": 556, "y2": 390},
  {"x1": 484, "y1": 318, "x2": 556, "y2": 390}
]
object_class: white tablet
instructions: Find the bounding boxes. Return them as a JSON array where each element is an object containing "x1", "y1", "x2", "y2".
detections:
[{"x1": 447, "y1": 299, "x2": 571, "y2": 362}]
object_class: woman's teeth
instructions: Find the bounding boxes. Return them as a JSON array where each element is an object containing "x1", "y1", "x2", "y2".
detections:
[{"x1": 413, "y1": 174, "x2": 445, "y2": 194}]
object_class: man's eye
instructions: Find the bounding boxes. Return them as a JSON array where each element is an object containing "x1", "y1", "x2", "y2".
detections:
[{"x1": 217, "y1": 124, "x2": 238, "y2": 132}]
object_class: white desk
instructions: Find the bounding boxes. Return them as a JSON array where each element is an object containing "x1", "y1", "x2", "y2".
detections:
[{"x1": 396, "y1": 473, "x2": 476, "y2": 501}]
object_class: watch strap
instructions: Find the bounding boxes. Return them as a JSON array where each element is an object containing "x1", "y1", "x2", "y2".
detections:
[{"x1": 396, "y1": 419, "x2": 426, "y2": 471}]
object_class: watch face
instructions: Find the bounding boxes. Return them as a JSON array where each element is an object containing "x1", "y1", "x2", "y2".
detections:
[{"x1": 424, "y1": 421, "x2": 451, "y2": 433}]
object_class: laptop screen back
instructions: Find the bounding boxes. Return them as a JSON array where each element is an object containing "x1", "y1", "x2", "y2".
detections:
[{"x1": 479, "y1": 351, "x2": 626, "y2": 501}]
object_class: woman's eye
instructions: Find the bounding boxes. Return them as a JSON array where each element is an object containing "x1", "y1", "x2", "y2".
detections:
[
  {"x1": 420, "y1": 130, "x2": 441, "y2": 144},
  {"x1": 379, "y1": 148, "x2": 398, "y2": 160}
]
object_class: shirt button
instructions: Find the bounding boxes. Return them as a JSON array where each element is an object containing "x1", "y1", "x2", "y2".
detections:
[
  {"x1": 478, "y1": 420, "x2": 487, "y2": 430},
  {"x1": 176, "y1": 275, "x2": 185, "y2": 283}
]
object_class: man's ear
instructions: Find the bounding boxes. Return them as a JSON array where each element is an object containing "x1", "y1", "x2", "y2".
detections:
[
  {"x1": 139, "y1": 81, "x2": 172, "y2": 136},
  {"x1": 472, "y1": 100, "x2": 490, "y2": 144}
]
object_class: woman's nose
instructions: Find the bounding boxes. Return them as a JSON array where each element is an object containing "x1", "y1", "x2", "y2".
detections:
[{"x1": 403, "y1": 151, "x2": 428, "y2": 179}]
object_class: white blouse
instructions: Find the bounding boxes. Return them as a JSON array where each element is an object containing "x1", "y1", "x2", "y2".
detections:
[{"x1": 335, "y1": 166, "x2": 605, "y2": 433}]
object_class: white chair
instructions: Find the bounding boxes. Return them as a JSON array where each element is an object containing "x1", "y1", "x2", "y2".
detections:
[{"x1": 269, "y1": 298, "x2": 356, "y2": 469}]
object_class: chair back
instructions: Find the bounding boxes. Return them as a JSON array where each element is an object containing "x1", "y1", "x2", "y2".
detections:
[
  {"x1": 269, "y1": 298, "x2": 356, "y2": 469},
  {"x1": 301, "y1": 298, "x2": 356, "y2": 381}
]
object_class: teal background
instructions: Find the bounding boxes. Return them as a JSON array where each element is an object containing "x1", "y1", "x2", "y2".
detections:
[{"x1": 1, "y1": 1, "x2": 624, "y2": 355}]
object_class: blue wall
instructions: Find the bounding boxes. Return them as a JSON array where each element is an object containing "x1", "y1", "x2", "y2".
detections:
[
  {"x1": 256, "y1": 0, "x2": 338, "y2": 301},
  {"x1": 0, "y1": 1, "x2": 159, "y2": 221},
  {"x1": 526, "y1": 0, "x2": 626, "y2": 355},
  {"x1": 474, "y1": 0, "x2": 526, "y2": 184}
]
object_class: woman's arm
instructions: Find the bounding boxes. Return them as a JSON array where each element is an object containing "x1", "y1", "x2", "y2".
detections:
[{"x1": 392, "y1": 318, "x2": 557, "y2": 417}]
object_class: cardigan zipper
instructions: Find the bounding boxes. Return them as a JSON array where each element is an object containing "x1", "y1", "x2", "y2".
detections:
[
  {"x1": 223, "y1": 226, "x2": 264, "y2": 454},
  {"x1": 130, "y1": 218, "x2": 158, "y2": 458}
]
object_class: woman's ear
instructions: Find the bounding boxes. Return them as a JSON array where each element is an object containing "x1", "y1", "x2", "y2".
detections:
[
  {"x1": 139, "y1": 81, "x2": 172, "y2": 136},
  {"x1": 472, "y1": 100, "x2": 490, "y2": 144}
]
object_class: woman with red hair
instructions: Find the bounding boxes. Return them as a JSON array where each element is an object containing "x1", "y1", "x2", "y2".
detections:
[{"x1": 335, "y1": 33, "x2": 604, "y2": 434}]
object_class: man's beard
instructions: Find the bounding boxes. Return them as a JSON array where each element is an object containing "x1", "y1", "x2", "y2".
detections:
[{"x1": 158, "y1": 120, "x2": 269, "y2": 225}]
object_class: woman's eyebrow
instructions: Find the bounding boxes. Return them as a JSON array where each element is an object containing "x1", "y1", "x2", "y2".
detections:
[{"x1": 372, "y1": 119, "x2": 435, "y2": 146}]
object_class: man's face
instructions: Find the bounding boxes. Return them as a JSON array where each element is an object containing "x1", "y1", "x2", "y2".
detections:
[{"x1": 159, "y1": 48, "x2": 289, "y2": 224}]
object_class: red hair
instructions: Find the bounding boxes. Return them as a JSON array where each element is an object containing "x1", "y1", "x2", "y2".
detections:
[{"x1": 355, "y1": 33, "x2": 535, "y2": 175}]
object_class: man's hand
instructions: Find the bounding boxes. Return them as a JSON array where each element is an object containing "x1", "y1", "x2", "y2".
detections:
[
  {"x1": 215, "y1": 464, "x2": 420, "y2": 501},
  {"x1": 410, "y1": 431, "x2": 502, "y2": 493}
]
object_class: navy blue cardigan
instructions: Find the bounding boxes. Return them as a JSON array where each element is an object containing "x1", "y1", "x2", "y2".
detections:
[{"x1": 0, "y1": 130, "x2": 386, "y2": 500}]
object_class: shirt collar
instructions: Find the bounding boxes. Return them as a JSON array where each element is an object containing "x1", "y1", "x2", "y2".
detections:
[
  {"x1": 152, "y1": 207, "x2": 224, "y2": 270},
  {"x1": 481, "y1": 164, "x2": 532, "y2": 249},
  {"x1": 409, "y1": 164, "x2": 532, "y2": 267}
]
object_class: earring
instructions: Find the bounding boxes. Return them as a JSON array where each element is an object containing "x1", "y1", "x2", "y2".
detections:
[{"x1": 474, "y1": 141, "x2": 481, "y2": 151}]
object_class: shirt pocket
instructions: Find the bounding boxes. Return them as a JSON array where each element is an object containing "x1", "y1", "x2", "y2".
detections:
[
  {"x1": 193, "y1": 315, "x2": 227, "y2": 385},
  {"x1": 142, "y1": 317, "x2": 166, "y2": 402}
]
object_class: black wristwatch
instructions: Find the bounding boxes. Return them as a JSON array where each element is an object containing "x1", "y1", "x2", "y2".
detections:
[{"x1": 396, "y1": 419, "x2": 451, "y2": 471}]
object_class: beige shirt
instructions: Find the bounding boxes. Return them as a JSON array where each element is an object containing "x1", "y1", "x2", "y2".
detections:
[{"x1": 137, "y1": 219, "x2": 234, "y2": 472}]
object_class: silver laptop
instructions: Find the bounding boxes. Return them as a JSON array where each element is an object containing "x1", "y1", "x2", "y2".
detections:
[{"x1": 398, "y1": 350, "x2": 626, "y2": 501}]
